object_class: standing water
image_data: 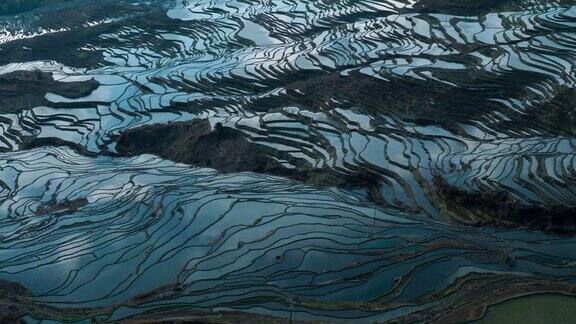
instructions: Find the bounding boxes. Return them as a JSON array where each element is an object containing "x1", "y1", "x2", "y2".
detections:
[{"x1": 1, "y1": 0, "x2": 576, "y2": 322}]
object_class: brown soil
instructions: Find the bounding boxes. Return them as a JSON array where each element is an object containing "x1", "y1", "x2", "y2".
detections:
[
  {"x1": 115, "y1": 120, "x2": 382, "y2": 195},
  {"x1": 187, "y1": 68, "x2": 557, "y2": 137},
  {"x1": 434, "y1": 175, "x2": 576, "y2": 235},
  {"x1": 0, "y1": 279, "x2": 315, "y2": 323},
  {"x1": 0, "y1": 70, "x2": 99, "y2": 114},
  {"x1": 532, "y1": 87, "x2": 576, "y2": 136},
  {"x1": 36, "y1": 197, "x2": 88, "y2": 215},
  {"x1": 123, "y1": 310, "x2": 322, "y2": 324},
  {"x1": 411, "y1": 0, "x2": 525, "y2": 15}
]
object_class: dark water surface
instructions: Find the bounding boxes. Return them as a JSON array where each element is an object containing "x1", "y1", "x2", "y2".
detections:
[{"x1": 1, "y1": 0, "x2": 576, "y2": 322}]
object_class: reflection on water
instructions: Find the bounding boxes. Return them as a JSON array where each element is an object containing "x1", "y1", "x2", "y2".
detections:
[{"x1": 0, "y1": 0, "x2": 576, "y2": 322}]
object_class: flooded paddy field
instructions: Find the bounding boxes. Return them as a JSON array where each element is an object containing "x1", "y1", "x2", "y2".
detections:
[{"x1": 1, "y1": 0, "x2": 576, "y2": 322}]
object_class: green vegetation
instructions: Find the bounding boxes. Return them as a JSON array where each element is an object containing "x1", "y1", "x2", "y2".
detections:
[{"x1": 477, "y1": 294, "x2": 576, "y2": 324}]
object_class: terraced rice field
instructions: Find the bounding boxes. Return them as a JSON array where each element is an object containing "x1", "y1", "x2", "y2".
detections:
[{"x1": 0, "y1": 0, "x2": 576, "y2": 322}]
